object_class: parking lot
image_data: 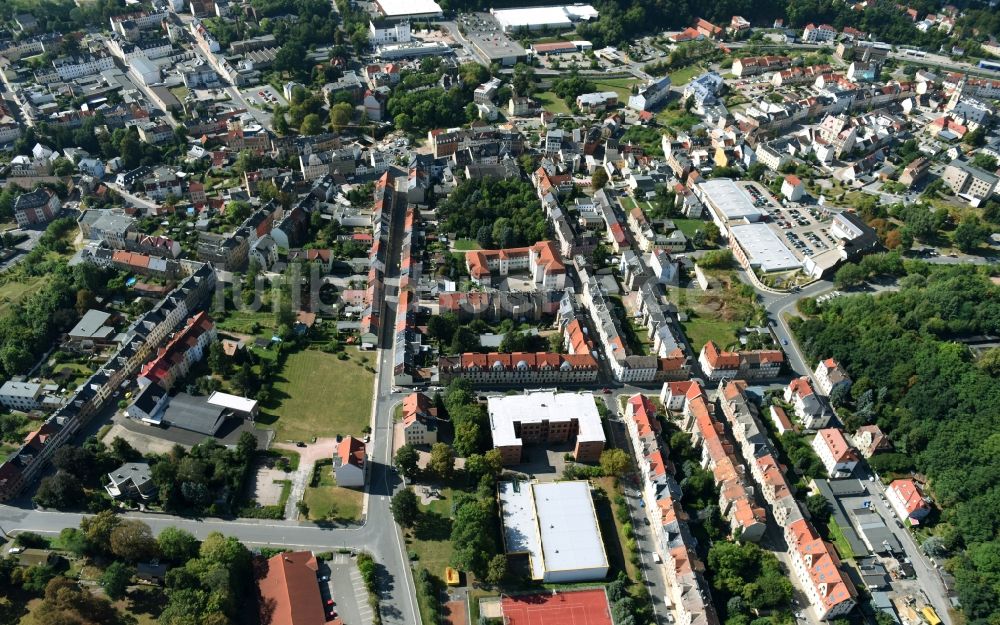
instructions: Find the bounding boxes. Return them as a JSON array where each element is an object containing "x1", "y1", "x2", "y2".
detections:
[
  {"x1": 241, "y1": 84, "x2": 286, "y2": 108},
  {"x1": 768, "y1": 204, "x2": 841, "y2": 261},
  {"x1": 320, "y1": 552, "x2": 373, "y2": 625}
]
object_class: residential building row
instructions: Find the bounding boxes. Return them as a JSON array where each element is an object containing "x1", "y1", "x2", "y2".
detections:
[
  {"x1": 0, "y1": 264, "x2": 216, "y2": 501},
  {"x1": 715, "y1": 380, "x2": 858, "y2": 620},
  {"x1": 623, "y1": 390, "x2": 720, "y2": 625}
]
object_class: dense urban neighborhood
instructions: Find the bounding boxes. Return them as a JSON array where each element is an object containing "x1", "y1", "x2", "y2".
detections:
[{"x1": 0, "y1": 1, "x2": 998, "y2": 625}]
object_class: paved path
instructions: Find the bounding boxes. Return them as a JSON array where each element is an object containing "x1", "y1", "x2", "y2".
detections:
[{"x1": 274, "y1": 439, "x2": 339, "y2": 521}]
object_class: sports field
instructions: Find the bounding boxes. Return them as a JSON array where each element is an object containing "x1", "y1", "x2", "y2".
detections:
[{"x1": 501, "y1": 589, "x2": 612, "y2": 625}]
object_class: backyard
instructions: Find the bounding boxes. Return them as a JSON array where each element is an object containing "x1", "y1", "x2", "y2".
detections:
[
  {"x1": 257, "y1": 349, "x2": 374, "y2": 441},
  {"x1": 669, "y1": 64, "x2": 706, "y2": 86},
  {"x1": 302, "y1": 458, "x2": 364, "y2": 523},
  {"x1": 591, "y1": 77, "x2": 640, "y2": 102},
  {"x1": 406, "y1": 485, "x2": 465, "y2": 625}
]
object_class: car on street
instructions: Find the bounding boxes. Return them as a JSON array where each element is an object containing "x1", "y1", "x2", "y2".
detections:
[{"x1": 781, "y1": 338, "x2": 789, "y2": 346}]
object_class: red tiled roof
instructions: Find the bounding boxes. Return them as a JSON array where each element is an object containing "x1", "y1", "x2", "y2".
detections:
[
  {"x1": 257, "y1": 551, "x2": 325, "y2": 625},
  {"x1": 337, "y1": 436, "x2": 365, "y2": 470}
]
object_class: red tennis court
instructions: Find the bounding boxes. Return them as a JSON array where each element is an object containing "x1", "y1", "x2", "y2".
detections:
[{"x1": 501, "y1": 589, "x2": 612, "y2": 625}]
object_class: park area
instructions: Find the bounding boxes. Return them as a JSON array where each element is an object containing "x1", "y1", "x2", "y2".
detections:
[{"x1": 256, "y1": 349, "x2": 374, "y2": 441}]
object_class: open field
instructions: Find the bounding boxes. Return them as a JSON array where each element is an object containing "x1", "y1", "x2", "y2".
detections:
[
  {"x1": 671, "y1": 218, "x2": 709, "y2": 238},
  {"x1": 257, "y1": 349, "x2": 374, "y2": 440},
  {"x1": 215, "y1": 309, "x2": 277, "y2": 335},
  {"x1": 680, "y1": 313, "x2": 742, "y2": 352},
  {"x1": 669, "y1": 64, "x2": 706, "y2": 86}
]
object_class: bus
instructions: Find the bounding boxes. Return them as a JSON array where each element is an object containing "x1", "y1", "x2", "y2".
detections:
[{"x1": 978, "y1": 59, "x2": 1000, "y2": 72}]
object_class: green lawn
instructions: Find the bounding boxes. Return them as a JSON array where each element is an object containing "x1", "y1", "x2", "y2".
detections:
[
  {"x1": 680, "y1": 314, "x2": 742, "y2": 352},
  {"x1": 169, "y1": 86, "x2": 189, "y2": 101},
  {"x1": 827, "y1": 518, "x2": 855, "y2": 560},
  {"x1": 0, "y1": 442, "x2": 20, "y2": 464},
  {"x1": 656, "y1": 107, "x2": 702, "y2": 131},
  {"x1": 619, "y1": 196, "x2": 638, "y2": 210},
  {"x1": 535, "y1": 91, "x2": 571, "y2": 114},
  {"x1": 672, "y1": 218, "x2": 709, "y2": 238},
  {"x1": 669, "y1": 64, "x2": 706, "y2": 86},
  {"x1": 592, "y1": 77, "x2": 640, "y2": 102},
  {"x1": 406, "y1": 486, "x2": 466, "y2": 625},
  {"x1": 303, "y1": 459, "x2": 364, "y2": 523},
  {"x1": 0, "y1": 275, "x2": 48, "y2": 315},
  {"x1": 258, "y1": 349, "x2": 374, "y2": 440},
  {"x1": 215, "y1": 309, "x2": 278, "y2": 335},
  {"x1": 452, "y1": 239, "x2": 481, "y2": 251}
]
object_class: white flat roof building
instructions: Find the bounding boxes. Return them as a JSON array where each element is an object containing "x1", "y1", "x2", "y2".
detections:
[
  {"x1": 698, "y1": 178, "x2": 763, "y2": 225},
  {"x1": 730, "y1": 223, "x2": 802, "y2": 272},
  {"x1": 207, "y1": 391, "x2": 259, "y2": 416},
  {"x1": 498, "y1": 480, "x2": 608, "y2": 583},
  {"x1": 374, "y1": 0, "x2": 442, "y2": 20},
  {"x1": 492, "y1": 4, "x2": 598, "y2": 32},
  {"x1": 487, "y1": 391, "x2": 605, "y2": 448}
]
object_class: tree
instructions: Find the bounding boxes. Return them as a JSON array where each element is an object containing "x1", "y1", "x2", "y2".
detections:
[
  {"x1": 300, "y1": 113, "x2": 324, "y2": 135},
  {"x1": 600, "y1": 449, "x2": 630, "y2": 476},
  {"x1": 922, "y1": 536, "x2": 948, "y2": 558},
  {"x1": 29, "y1": 577, "x2": 124, "y2": 625},
  {"x1": 329, "y1": 102, "x2": 353, "y2": 130},
  {"x1": 58, "y1": 528, "x2": 88, "y2": 557},
  {"x1": 953, "y1": 217, "x2": 986, "y2": 252},
  {"x1": 157, "y1": 527, "x2": 199, "y2": 563},
  {"x1": 81, "y1": 510, "x2": 122, "y2": 556},
  {"x1": 486, "y1": 554, "x2": 507, "y2": 585},
  {"x1": 391, "y1": 488, "x2": 420, "y2": 527},
  {"x1": 703, "y1": 222, "x2": 721, "y2": 245},
  {"x1": 429, "y1": 443, "x2": 455, "y2": 480},
  {"x1": 34, "y1": 471, "x2": 85, "y2": 510},
  {"x1": 100, "y1": 561, "x2": 133, "y2": 600},
  {"x1": 591, "y1": 168, "x2": 609, "y2": 190},
  {"x1": 834, "y1": 262, "x2": 867, "y2": 288},
  {"x1": 426, "y1": 314, "x2": 457, "y2": 346},
  {"x1": 806, "y1": 493, "x2": 829, "y2": 519},
  {"x1": 110, "y1": 519, "x2": 159, "y2": 562},
  {"x1": 395, "y1": 444, "x2": 420, "y2": 479},
  {"x1": 449, "y1": 327, "x2": 481, "y2": 354}
]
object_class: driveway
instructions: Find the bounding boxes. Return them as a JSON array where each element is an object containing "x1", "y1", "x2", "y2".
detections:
[{"x1": 273, "y1": 438, "x2": 339, "y2": 520}]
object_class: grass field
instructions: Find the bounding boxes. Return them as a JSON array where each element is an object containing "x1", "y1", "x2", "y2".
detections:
[
  {"x1": 669, "y1": 64, "x2": 706, "y2": 86},
  {"x1": 215, "y1": 309, "x2": 277, "y2": 335},
  {"x1": 535, "y1": 91, "x2": 571, "y2": 114},
  {"x1": 656, "y1": 106, "x2": 702, "y2": 131},
  {"x1": 680, "y1": 314, "x2": 743, "y2": 352},
  {"x1": 303, "y1": 459, "x2": 364, "y2": 523},
  {"x1": 258, "y1": 349, "x2": 374, "y2": 440},
  {"x1": 0, "y1": 275, "x2": 47, "y2": 314},
  {"x1": 452, "y1": 239, "x2": 481, "y2": 251},
  {"x1": 592, "y1": 77, "x2": 640, "y2": 102},
  {"x1": 406, "y1": 486, "x2": 466, "y2": 625},
  {"x1": 672, "y1": 218, "x2": 709, "y2": 238}
]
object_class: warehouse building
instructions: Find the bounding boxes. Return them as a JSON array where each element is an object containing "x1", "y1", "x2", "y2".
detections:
[
  {"x1": 491, "y1": 4, "x2": 598, "y2": 32},
  {"x1": 695, "y1": 178, "x2": 764, "y2": 228},
  {"x1": 729, "y1": 223, "x2": 802, "y2": 273},
  {"x1": 374, "y1": 0, "x2": 442, "y2": 21},
  {"x1": 499, "y1": 480, "x2": 608, "y2": 583}
]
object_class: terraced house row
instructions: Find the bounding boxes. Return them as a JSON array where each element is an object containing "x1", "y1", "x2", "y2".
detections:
[
  {"x1": 718, "y1": 380, "x2": 857, "y2": 620},
  {"x1": 624, "y1": 393, "x2": 720, "y2": 625}
]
